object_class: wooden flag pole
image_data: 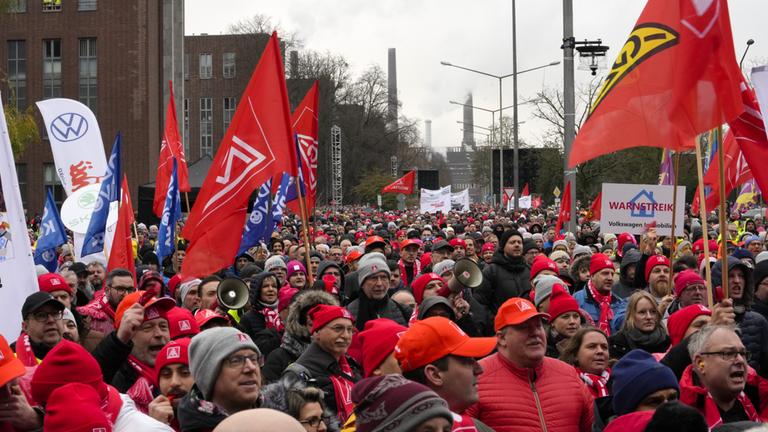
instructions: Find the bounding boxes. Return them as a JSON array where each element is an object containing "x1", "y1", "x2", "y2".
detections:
[
  {"x1": 184, "y1": 192, "x2": 191, "y2": 214},
  {"x1": 295, "y1": 175, "x2": 314, "y2": 286},
  {"x1": 694, "y1": 133, "x2": 714, "y2": 308},
  {"x1": 668, "y1": 151, "x2": 680, "y2": 283},
  {"x1": 716, "y1": 125, "x2": 729, "y2": 300}
]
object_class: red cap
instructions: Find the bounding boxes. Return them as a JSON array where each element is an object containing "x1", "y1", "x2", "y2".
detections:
[
  {"x1": 395, "y1": 317, "x2": 496, "y2": 372},
  {"x1": 357, "y1": 319, "x2": 407, "y2": 377},
  {"x1": 154, "y1": 338, "x2": 191, "y2": 385},
  {"x1": 667, "y1": 304, "x2": 711, "y2": 345},
  {"x1": 604, "y1": 410, "x2": 653, "y2": 432},
  {"x1": 617, "y1": 233, "x2": 637, "y2": 257},
  {"x1": 530, "y1": 256, "x2": 559, "y2": 281},
  {"x1": 546, "y1": 286, "x2": 580, "y2": 320},
  {"x1": 167, "y1": 274, "x2": 183, "y2": 299},
  {"x1": 673, "y1": 269, "x2": 706, "y2": 297},
  {"x1": 355, "y1": 231, "x2": 366, "y2": 241},
  {"x1": 44, "y1": 382, "x2": 112, "y2": 432},
  {"x1": 365, "y1": 236, "x2": 387, "y2": 251},
  {"x1": 308, "y1": 304, "x2": 354, "y2": 334},
  {"x1": 0, "y1": 335, "x2": 25, "y2": 387},
  {"x1": 692, "y1": 239, "x2": 719, "y2": 255},
  {"x1": 278, "y1": 287, "x2": 299, "y2": 312},
  {"x1": 38, "y1": 273, "x2": 73, "y2": 296},
  {"x1": 481, "y1": 243, "x2": 495, "y2": 253},
  {"x1": 644, "y1": 255, "x2": 670, "y2": 281},
  {"x1": 411, "y1": 273, "x2": 444, "y2": 305},
  {"x1": 449, "y1": 238, "x2": 466, "y2": 248},
  {"x1": 346, "y1": 249, "x2": 364, "y2": 264},
  {"x1": 114, "y1": 291, "x2": 176, "y2": 329},
  {"x1": 194, "y1": 308, "x2": 229, "y2": 328},
  {"x1": 419, "y1": 252, "x2": 432, "y2": 269},
  {"x1": 589, "y1": 253, "x2": 615, "y2": 276},
  {"x1": 494, "y1": 297, "x2": 549, "y2": 331},
  {"x1": 166, "y1": 307, "x2": 200, "y2": 339},
  {"x1": 400, "y1": 238, "x2": 422, "y2": 250},
  {"x1": 30, "y1": 340, "x2": 107, "y2": 405}
]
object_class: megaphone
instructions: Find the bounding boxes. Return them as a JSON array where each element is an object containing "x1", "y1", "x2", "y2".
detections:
[
  {"x1": 447, "y1": 258, "x2": 483, "y2": 294},
  {"x1": 216, "y1": 278, "x2": 250, "y2": 310}
]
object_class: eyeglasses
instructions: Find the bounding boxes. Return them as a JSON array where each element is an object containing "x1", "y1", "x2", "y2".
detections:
[
  {"x1": 110, "y1": 285, "x2": 137, "y2": 294},
  {"x1": 300, "y1": 416, "x2": 330, "y2": 429},
  {"x1": 224, "y1": 353, "x2": 264, "y2": 369},
  {"x1": 29, "y1": 310, "x2": 64, "y2": 322},
  {"x1": 700, "y1": 350, "x2": 751, "y2": 362}
]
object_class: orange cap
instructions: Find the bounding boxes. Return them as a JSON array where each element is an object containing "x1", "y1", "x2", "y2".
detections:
[
  {"x1": 394, "y1": 317, "x2": 496, "y2": 372},
  {"x1": 114, "y1": 291, "x2": 176, "y2": 329},
  {"x1": 0, "y1": 335, "x2": 25, "y2": 387},
  {"x1": 346, "y1": 250, "x2": 364, "y2": 264},
  {"x1": 494, "y1": 297, "x2": 549, "y2": 331},
  {"x1": 400, "y1": 238, "x2": 422, "y2": 250},
  {"x1": 365, "y1": 236, "x2": 387, "y2": 250}
]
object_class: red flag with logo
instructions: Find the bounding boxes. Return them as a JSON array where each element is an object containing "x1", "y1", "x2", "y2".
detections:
[
  {"x1": 554, "y1": 182, "x2": 571, "y2": 239},
  {"x1": 107, "y1": 176, "x2": 136, "y2": 280},
  {"x1": 588, "y1": 192, "x2": 602, "y2": 221},
  {"x1": 732, "y1": 83, "x2": 768, "y2": 200},
  {"x1": 182, "y1": 32, "x2": 296, "y2": 277},
  {"x1": 569, "y1": 0, "x2": 744, "y2": 167},
  {"x1": 521, "y1": 183, "x2": 530, "y2": 196},
  {"x1": 154, "y1": 81, "x2": 190, "y2": 217},
  {"x1": 286, "y1": 82, "x2": 320, "y2": 215},
  {"x1": 382, "y1": 170, "x2": 415, "y2": 195}
]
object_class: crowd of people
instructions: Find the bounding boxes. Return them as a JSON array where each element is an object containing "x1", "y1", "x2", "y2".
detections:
[{"x1": 5, "y1": 203, "x2": 768, "y2": 431}]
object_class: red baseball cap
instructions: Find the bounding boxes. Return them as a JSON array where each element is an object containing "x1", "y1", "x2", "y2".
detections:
[
  {"x1": 194, "y1": 309, "x2": 229, "y2": 328},
  {"x1": 0, "y1": 335, "x2": 25, "y2": 387},
  {"x1": 38, "y1": 273, "x2": 73, "y2": 296},
  {"x1": 495, "y1": 297, "x2": 549, "y2": 331},
  {"x1": 394, "y1": 317, "x2": 496, "y2": 372},
  {"x1": 365, "y1": 236, "x2": 387, "y2": 251},
  {"x1": 481, "y1": 243, "x2": 495, "y2": 253},
  {"x1": 644, "y1": 255, "x2": 670, "y2": 281},
  {"x1": 114, "y1": 291, "x2": 176, "y2": 329},
  {"x1": 589, "y1": 253, "x2": 615, "y2": 276},
  {"x1": 166, "y1": 307, "x2": 200, "y2": 339},
  {"x1": 400, "y1": 238, "x2": 422, "y2": 250},
  {"x1": 449, "y1": 238, "x2": 466, "y2": 248},
  {"x1": 346, "y1": 250, "x2": 364, "y2": 264}
]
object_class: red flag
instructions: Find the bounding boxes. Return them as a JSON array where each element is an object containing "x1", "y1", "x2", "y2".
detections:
[
  {"x1": 569, "y1": 0, "x2": 743, "y2": 167},
  {"x1": 554, "y1": 182, "x2": 571, "y2": 239},
  {"x1": 182, "y1": 32, "x2": 295, "y2": 277},
  {"x1": 382, "y1": 170, "x2": 415, "y2": 194},
  {"x1": 732, "y1": 83, "x2": 768, "y2": 198},
  {"x1": 286, "y1": 82, "x2": 320, "y2": 215},
  {"x1": 521, "y1": 183, "x2": 530, "y2": 196},
  {"x1": 588, "y1": 192, "x2": 602, "y2": 221},
  {"x1": 107, "y1": 176, "x2": 136, "y2": 280},
  {"x1": 154, "y1": 81, "x2": 190, "y2": 217}
]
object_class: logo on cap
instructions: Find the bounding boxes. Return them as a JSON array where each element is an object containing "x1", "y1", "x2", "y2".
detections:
[
  {"x1": 145, "y1": 306, "x2": 160, "y2": 320},
  {"x1": 517, "y1": 301, "x2": 532, "y2": 312},
  {"x1": 50, "y1": 278, "x2": 61, "y2": 286},
  {"x1": 604, "y1": 259, "x2": 612, "y2": 266},
  {"x1": 237, "y1": 333, "x2": 248, "y2": 342},
  {"x1": 167, "y1": 346, "x2": 181, "y2": 359},
  {"x1": 448, "y1": 320, "x2": 467, "y2": 337},
  {"x1": 179, "y1": 320, "x2": 191, "y2": 331}
]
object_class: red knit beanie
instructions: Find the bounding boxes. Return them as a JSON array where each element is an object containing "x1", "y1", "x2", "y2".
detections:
[
  {"x1": 589, "y1": 253, "x2": 614, "y2": 276},
  {"x1": 166, "y1": 307, "x2": 200, "y2": 340},
  {"x1": 357, "y1": 319, "x2": 407, "y2": 377},
  {"x1": 37, "y1": 273, "x2": 73, "y2": 296},
  {"x1": 530, "y1": 256, "x2": 559, "y2": 281},
  {"x1": 673, "y1": 269, "x2": 705, "y2": 297},
  {"x1": 644, "y1": 255, "x2": 670, "y2": 281},
  {"x1": 411, "y1": 273, "x2": 444, "y2": 305},
  {"x1": 308, "y1": 304, "x2": 354, "y2": 334},
  {"x1": 667, "y1": 304, "x2": 711, "y2": 345},
  {"x1": 31, "y1": 340, "x2": 106, "y2": 405},
  {"x1": 546, "y1": 285, "x2": 580, "y2": 320},
  {"x1": 43, "y1": 382, "x2": 112, "y2": 432},
  {"x1": 154, "y1": 338, "x2": 191, "y2": 385}
]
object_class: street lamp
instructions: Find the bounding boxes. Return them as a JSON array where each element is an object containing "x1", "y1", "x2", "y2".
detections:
[{"x1": 441, "y1": 60, "x2": 559, "y2": 210}]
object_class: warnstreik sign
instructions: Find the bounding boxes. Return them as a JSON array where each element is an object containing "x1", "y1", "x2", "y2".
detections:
[{"x1": 600, "y1": 183, "x2": 685, "y2": 236}]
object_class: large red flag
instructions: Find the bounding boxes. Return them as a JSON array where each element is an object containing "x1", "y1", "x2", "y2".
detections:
[
  {"x1": 154, "y1": 81, "x2": 190, "y2": 217},
  {"x1": 521, "y1": 183, "x2": 530, "y2": 196},
  {"x1": 731, "y1": 83, "x2": 768, "y2": 198},
  {"x1": 182, "y1": 32, "x2": 295, "y2": 277},
  {"x1": 286, "y1": 82, "x2": 320, "y2": 215},
  {"x1": 382, "y1": 170, "x2": 416, "y2": 195},
  {"x1": 554, "y1": 182, "x2": 571, "y2": 239},
  {"x1": 569, "y1": 0, "x2": 743, "y2": 167},
  {"x1": 107, "y1": 176, "x2": 136, "y2": 280},
  {"x1": 588, "y1": 192, "x2": 602, "y2": 221}
]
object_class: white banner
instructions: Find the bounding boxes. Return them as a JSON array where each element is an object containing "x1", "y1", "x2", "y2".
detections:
[
  {"x1": 0, "y1": 94, "x2": 39, "y2": 338},
  {"x1": 451, "y1": 189, "x2": 470, "y2": 211},
  {"x1": 420, "y1": 186, "x2": 452, "y2": 213},
  {"x1": 506, "y1": 195, "x2": 532, "y2": 211},
  {"x1": 752, "y1": 66, "x2": 768, "y2": 136},
  {"x1": 600, "y1": 183, "x2": 685, "y2": 236},
  {"x1": 36, "y1": 98, "x2": 106, "y2": 195}
]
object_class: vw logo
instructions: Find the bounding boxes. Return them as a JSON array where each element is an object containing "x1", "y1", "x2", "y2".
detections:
[{"x1": 50, "y1": 113, "x2": 89, "y2": 142}]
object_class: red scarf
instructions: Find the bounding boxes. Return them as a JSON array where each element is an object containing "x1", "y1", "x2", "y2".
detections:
[
  {"x1": 15, "y1": 333, "x2": 39, "y2": 366},
  {"x1": 587, "y1": 280, "x2": 614, "y2": 336},
  {"x1": 701, "y1": 391, "x2": 760, "y2": 428},
  {"x1": 261, "y1": 307, "x2": 284, "y2": 332},
  {"x1": 451, "y1": 412, "x2": 479, "y2": 431},
  {"x1": 329, "y1": 356, "x2": 355, "y2": 423},
  {"x1": 576, "y1": 368, "x2": 610, "y2": 398},
  {"x1": 99, "y1": 292, "x2": 116, "y2": 320},
  {"x1": 398, "y1": 259, "x2": 421, "y2": 287},
  {"x1": 126, "y1": 355, "x2": 156, "y2": 414}
]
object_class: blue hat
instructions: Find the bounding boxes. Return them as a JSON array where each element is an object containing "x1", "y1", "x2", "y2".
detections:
[{"x1": 611, "y1": 349, "x2": 679, "y2": 416}]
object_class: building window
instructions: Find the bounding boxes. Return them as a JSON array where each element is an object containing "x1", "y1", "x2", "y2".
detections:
[
  {"x1": 223, "y1": 97, "x2": 236, "y2": 131},
  {"x1": 15, "y1": 164, "x2": 27, "y2": 208},
  {"x1": 199, "y1": 54, "x2": 212, "y2": 79},
  {"x1": 8, "y1": 0, "x2": 27, "y2": 13},
  {"x1": 43, "y1": 164, "x2": 64, "y2": 207},
  {"x1": 42, "y1": 39, "x2": 61, "y2": 99},
  {"x1": 183, "y1": 98, "x2": 190, "y2": 156},
  {"x1": 184, "y1": 54, "x2": 189, "y2": 80},
  {"x1": 42, "y1": 0, "x2": 61, "y2": 12},
  {"x1": 223, "y1": 52, "x2": 235, "y2": 79},
  {"x1": 7, "y1": 41, "x2": 26, "y2": 110},
  {"x1": 78, "y1": 0, "x2": 97, "y2": 11},
  {"x1": 78, "y1": 38, "x2": 97, "y2": 112},
  {"x1": 200, "y1": 98, "x2": 212, "y2": 157}
]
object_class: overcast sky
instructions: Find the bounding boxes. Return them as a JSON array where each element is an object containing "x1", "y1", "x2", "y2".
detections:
[{"x1": 186, "y1": 1, "x2": 768, "y2": 153}]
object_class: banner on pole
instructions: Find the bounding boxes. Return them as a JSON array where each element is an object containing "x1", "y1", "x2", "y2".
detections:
[
  {"x1": 451, "y1": 189, "x2": 470, "y2": 211},
  {"x1": 420, "y1": 186, "x2": 451, "y2": 213},
  {"x1": 600, "y1": 183, "x2": 685, "y2": 236}
]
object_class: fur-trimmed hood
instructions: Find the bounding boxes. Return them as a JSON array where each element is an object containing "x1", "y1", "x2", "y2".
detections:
[{"x1": 285, "y1": 289, "x2": 340, "y2": 339}]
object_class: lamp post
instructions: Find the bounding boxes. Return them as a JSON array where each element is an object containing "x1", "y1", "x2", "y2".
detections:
[{"x1": 441, "y1": 60, "x2": 559, "y2": 210}]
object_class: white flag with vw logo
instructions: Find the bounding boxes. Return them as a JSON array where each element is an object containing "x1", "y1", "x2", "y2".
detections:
[{"x1": 37, "y1": 98, "x2": 107, "y2": 195}]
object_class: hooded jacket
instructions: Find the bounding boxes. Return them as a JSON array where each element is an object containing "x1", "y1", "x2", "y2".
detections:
[
  {"x1": 474, "y1": 250, "x2": 531, "y2": 313},
  {"x1": 261, "y1": 290, "x2": 339, "y2": 384},
  {"x1": 612, "y1": 249, "x2": 641, "y2": 300},
  {"x1": 316, "y1": 260, "x2": 346, "y2": 302},
  {"x1": 239, "y1": 272, "x2": 282, "y2": 357},
  {"x1": 751, "y1": 260, "x2": 768, "y2": 320}
]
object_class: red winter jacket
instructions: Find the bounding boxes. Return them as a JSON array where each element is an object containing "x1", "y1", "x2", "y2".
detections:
[{"x1": 465, "y1": 353, "x2": 593, "y2": 432}]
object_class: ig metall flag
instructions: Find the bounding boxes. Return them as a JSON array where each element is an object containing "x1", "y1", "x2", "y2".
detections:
[
  {"x1": 34, "y1": 188, "x2": 68, "y2": 272},
  {"x1": 157, "y1": 159, "x2": 182, "y2": 266},
  {"x1": 81, "y1": 133, "x2": 121, "y2": 256},
  {"x1": 272, "y1": 173, "x2": 291, "y2": 229},
  {"x1": 237, "y1": 178, "x2": 273, "y2": 255}
]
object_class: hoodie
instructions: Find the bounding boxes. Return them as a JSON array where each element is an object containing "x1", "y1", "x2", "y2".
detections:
[{"x1": 612, "y1": 249, "x2": 641, "y2": 300}]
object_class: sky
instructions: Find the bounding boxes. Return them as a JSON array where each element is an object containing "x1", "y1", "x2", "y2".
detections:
[{"x1": 186, "y1": 0, "x2": 768, "y2": 153}]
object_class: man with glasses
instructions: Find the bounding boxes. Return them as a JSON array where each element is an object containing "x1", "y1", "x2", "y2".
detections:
[
  {"x1": 12, "y1": 291, "x2": 65, "y2": 365},
  {"x1": 681, "y1": 325, "x2": 767, "y2": 427},
  {"x1": 346, "y1": 257, "x2": 411, "y2": 328},
  {"x1": 78, "y1": 268, "x2": 137, "y2": 337},
  {"x1": 178, "y1": 327, "x2": 263, "y2": 430},
  {"x1": 328, "y1": 246, "x2": 344, "y2": 265}
]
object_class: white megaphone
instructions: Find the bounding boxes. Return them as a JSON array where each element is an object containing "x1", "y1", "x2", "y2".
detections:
[
  {"x1": 216, "y1": 278, "x2": 250, "y2": 310},
  {"x1": 447, "y1": 258, "x2": 483, "y2": 294}
]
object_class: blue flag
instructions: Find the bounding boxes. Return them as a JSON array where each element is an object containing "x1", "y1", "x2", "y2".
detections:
[
  {"x1": 272, "y1": 173, "x2": 291, "y2": 227},
  {"x1": 284, "y1": 136, "x2": 306, "y2": 203},
  {"x1": 157, "y1": 159, "x2": 182, "y2": 266},
  {"x1": 238, "y1": 178, "x2": 273, "y2": 255},
  {"x1": 82, "y1": 134, "x2": 122, "y2": 256},
  {"x1": 34, "y1": 188, "x2": 68, "y2": 272}
]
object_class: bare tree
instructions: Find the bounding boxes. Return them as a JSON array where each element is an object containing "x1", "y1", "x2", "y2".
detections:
[{"x1": 227, "y1": 13, "x2": 303, "y2": 50}]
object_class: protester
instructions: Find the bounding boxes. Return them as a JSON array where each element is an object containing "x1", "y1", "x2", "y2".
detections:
[
  {"x1": 475, "y1": 230, "x2": 531, "y2": 313},
  {"x1": 559, "y1": 327, "x2": 611, "y2": 398},
  {"x1": 212, "y1": 409, "x2": 305, "y2": 432},
  {"x1": 166, "y1": 306, "x2": 201, "y2": 340},
  {"x1": 264, "y1": 256, "x2": 288, "y2": 286},
  {"x1": 667, "y1": 305, "x2": 712, "y2": 347},
  {"x1": 14, "y1": 291, "x2": 66, "y2": 365},
  {"x1": 574, "y1": 253, "x2": 627, "y2": 335},
  {"x1": 60, "y1": 308, "x2": 79, "y2": 343},
  {"x1": 240, "y1": 272, "x2": 283, "y2": 356},
  {"x1": 286, "y1": 261, "x2": 309, "y2": 290},
  {"x1": 149, "y1": 338, "x2": 193, "y2": 429},
  {"x1": 177, "y1": 278, "x2": 202, "y2": 311},
  {"x1": 198, "y1": 276, "x2": 221, "y2": 311},
  {"x1": 346, "y1": 256, "x2": 410, "y2": 328},
  {"x1": 354, "y1": 318, "x2": 407, "y2": 378},
  {"x1": 78, "y1": 268, "x2": 137, "y2": 342},
  {"x1": 544, "y1": 286, "x2": 583, "y2": 358},
  {"x1": 608, "y1": 291, "x2": 670, "y2": 360}
]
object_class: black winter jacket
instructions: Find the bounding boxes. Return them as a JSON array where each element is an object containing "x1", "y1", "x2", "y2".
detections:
[
  {"x1": 89, "y1": 331, "x2": 133, "y2": 388},
  {"x1": 474, "y1": 251, "x2": 530, "y2": 313}
]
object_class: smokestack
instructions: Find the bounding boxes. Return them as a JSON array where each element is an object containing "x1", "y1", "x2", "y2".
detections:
[
  {"x1": 462, "y1": 93, "x2": 476, "y2": 149},
  {"x1": 387, "y1": 48, "x2": 398, "y2": 133},
  {"x1": 425, "y1": 120, "x2": 432, "y2": 147},
  {"x1": 289, "y1": 50, "x2": 299, "y2": 78}
]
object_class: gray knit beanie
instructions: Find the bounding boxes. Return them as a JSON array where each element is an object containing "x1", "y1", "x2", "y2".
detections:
[
  {"x1": 552, "y1": 240, "x2": 569, "y2": 252},
  {"x1": 189, "y1": 327, "x2": 260, "y2": 400},
  {"x1": 572, "y1": 245, "x2": 593, "y2": 258},
  {"x1": 357, "y1": 258, "x2": 390, "y2": 285},
  {"x1": 432, "y1": 259, "x2": 456, "y2": 277},
  {"x1": 179, "y1": 279, "x2": 201, "y2": 303},
  {"x1": 533, "y1": 275, "x2": 565, "y2": 308},
  {"x1": 264, "y1": 255, "x2": 287, "y2": 272}
]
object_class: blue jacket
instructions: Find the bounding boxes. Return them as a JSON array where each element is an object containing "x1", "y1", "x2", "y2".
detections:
[{"x1": 573, "y1": 287, "x2": 627, "y2": 334}]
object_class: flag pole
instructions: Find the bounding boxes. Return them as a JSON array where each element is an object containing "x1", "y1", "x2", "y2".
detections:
[
  {"x1": 694, "y1": 133, "x2": 714, "y2": 307},
  {"x1": 184, "y1": 192, "x2": 191, "y2": 214},
  {"x1": 668, "y1": 151, "x2": 680, "y2": 280},
  {"x1": 296, "y1": 181, "x2": 314, "y2": 286},
  {"x1": 716, "y1": 125, "x2": 729, "y2": 300}
]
